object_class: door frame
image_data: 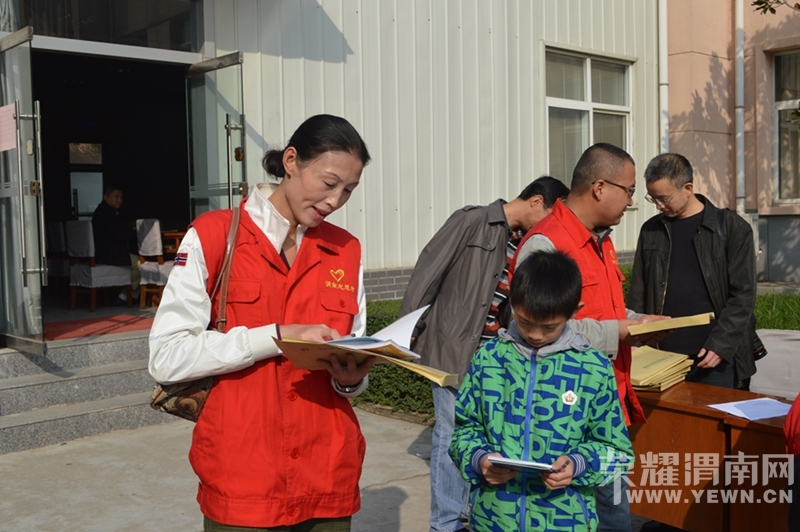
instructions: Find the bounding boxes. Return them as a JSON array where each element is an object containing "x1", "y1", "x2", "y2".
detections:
[
  {"x1": 186, "y1": 51, "x2": 247, "y2": 217},
  {"x1": 0, "y1": 26, "x2": 46, "y2": 355}
]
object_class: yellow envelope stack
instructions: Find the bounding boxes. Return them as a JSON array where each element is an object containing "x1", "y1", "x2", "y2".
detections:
[{"x1": 630, "y1": 346, "x2": 694, "y2": 392}]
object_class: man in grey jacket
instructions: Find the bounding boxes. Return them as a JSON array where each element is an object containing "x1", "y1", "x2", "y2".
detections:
[
  {"x1": 399, "y1": 176, "x2": 569, "y2": 532},
  {"x1": 627, "y1": 152, "x2": 757, "y2": 387}
]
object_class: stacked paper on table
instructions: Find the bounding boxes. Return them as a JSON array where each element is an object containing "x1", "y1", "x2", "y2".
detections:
[
  {"x1": 275, "y1": 305, "x2": 459, "y2": 388},
  {"x1": 631, "y1": 346, "x2": 693, "y2": 391}
]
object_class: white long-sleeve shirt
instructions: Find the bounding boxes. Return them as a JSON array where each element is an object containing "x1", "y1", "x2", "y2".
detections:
[{"x1": 148, "y1": 183, "x2": 367, "y2": 396}]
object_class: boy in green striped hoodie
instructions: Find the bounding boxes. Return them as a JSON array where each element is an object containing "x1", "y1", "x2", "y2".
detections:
[{"x1": 450, "y1": 250, "x2": 634, "y2": 532}]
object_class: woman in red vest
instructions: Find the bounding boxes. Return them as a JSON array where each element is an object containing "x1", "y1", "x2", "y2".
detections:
[{"x1": 149, "y1": 115, "x2": 374, "y2": 531}]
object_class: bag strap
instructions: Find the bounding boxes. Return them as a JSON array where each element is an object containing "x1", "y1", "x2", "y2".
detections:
[{"x1": 209, "y1": 207, "x2": 241, "y2": 333}]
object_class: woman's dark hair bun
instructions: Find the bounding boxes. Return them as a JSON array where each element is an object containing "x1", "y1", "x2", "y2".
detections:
[
  {"x1": 261, "y1": 115, "x2": 370, "y2": 179},
  {"x1": 262, "y1": 149, "x2": 286, "y2": 178}
]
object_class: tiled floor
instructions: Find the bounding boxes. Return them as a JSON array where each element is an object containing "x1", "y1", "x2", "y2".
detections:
[{"x1": 42, "y1": 289, "x2": 156, "y2": 327}]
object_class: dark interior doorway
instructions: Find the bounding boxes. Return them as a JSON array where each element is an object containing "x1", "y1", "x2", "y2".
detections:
[
  {"x1": 33, "y1": 50, "x2": 190, "y2": 325},
  {"x1": 33, "y1": 50, "x2": 190, "y2": 231}
]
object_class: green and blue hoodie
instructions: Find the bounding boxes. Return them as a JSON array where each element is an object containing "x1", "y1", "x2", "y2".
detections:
[{"x1": 450, "y1": 322, "x2": 634, "y2": 532}]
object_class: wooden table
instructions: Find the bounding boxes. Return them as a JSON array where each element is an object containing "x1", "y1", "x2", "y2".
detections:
[
  {"x1": 161, "y1": 230, "x2": 186, "y2": 256},
  {"x1": 726, "y1": 414, "x2": 791, "y2": 532},
  {"x1": 628, "y1": 382, "x2": 790, "y2": 532}
]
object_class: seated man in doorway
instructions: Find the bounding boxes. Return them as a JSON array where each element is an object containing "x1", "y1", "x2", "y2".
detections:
[
  {"x1": 91, "y1": 184, "x2": 140, "y2": 306},
  {"x1": 627, "y1": 153, "x2": 757, "y2": 388}
]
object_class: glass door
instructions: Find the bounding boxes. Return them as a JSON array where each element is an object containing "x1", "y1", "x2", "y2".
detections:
[
  {"x1": 186, "y1": 51, "x2": 247, "y2": 217},
  {"x1": 0, "y1": 27, "x2": 47, "y2": 355}
]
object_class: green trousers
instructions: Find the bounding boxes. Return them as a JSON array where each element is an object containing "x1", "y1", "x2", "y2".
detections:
[{"x1": 203, "y1": 516, "x2": 351, "y2": 532}]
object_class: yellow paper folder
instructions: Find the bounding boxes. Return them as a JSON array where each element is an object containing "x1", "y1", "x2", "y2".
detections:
[
  {"x1": 627, "y1": 312, "x2": 715, "y2": 336},
  {"x1": 275, "y1": 337, "x2": 459, "y2": 387},
  {"x1": 630, "y1": 346, "x2": 691, "y2": 387}
]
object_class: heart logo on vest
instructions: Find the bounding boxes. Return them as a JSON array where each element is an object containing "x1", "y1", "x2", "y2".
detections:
[{"x1": 330, "y1": 269, "x2": 345, "y2": 282}]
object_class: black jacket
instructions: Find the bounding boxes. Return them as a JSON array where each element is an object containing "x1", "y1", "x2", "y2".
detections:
[
  {"x1": 91, "y1": 201, "x2": 135, "y2": 266},
  {"x1": 627, "y1": 195, "x2": 757, "y2": 380}
]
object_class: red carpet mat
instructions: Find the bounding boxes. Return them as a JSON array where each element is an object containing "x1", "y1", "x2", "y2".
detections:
[{"x1": 45, "y1": 315, "x2": 154, "y2": 341}]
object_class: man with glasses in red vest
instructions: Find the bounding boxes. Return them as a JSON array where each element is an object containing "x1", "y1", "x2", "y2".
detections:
[{"x1": 512, "y1": 143, "x2": 668, "y2": 532}]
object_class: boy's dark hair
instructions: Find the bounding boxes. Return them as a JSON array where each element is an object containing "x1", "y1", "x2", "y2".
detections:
[{"x1": 510, "y1": 250, "x2": 582, "y2": 320}]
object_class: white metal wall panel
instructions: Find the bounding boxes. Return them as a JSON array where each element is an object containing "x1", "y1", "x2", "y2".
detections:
[
  {"x1": 259, "y1": 2, "x2": 285, "y2": 156},
  {"x1": 339, "y1": 0, "x2": 367, "y2": 244},
  {"x1": 429, "y1": 1, "x2": 449, "y2": 243},
  {"x1": 236, "y1": 0, "x2": 264, "y2": 192},
  {"x1": 412, "y1": 2, "x2": 433, "y2": 247},
  {"x1": 212, "y1": 0, "x2": 660, "y2": 270}
]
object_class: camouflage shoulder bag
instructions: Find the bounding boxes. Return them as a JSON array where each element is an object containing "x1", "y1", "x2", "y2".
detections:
[{"x1": 148, "y1": 207, "x2": 240, "y2": 422}]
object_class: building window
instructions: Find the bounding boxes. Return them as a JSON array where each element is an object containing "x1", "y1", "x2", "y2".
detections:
[
  {"x1": 546, "y1": 51, "x2": 631, "y2": 185},
  {"x1": 774, "y1": 51, "x2": 800, "y2": 202}
]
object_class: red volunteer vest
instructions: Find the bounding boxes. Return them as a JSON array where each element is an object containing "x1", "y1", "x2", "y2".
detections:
[
  {"x1": 189, "y1": 205, "x2": 364, "y2": 527},
  {"x1": 512, "y1": 200, "x2": 646, "y2": 425}
]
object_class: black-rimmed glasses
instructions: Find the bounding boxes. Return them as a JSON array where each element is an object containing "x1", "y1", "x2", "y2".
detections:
[
  {"x1": 598, "y1": 179, "x2": 636, "y2": 198},
  {"x1": 644, "y1": 188, "x2": 682, "y2": 206}
]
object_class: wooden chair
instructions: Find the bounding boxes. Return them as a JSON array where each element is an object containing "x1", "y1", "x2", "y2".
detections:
[
  {"x1": 45, "y1": 221, "x2": 70, "y2": 296},
  {"x1": 65, "y1": 220, "x2": 132, "y2": 312},
  {"x1": 136, "y1": 218, "x2": 173, "y2": 308}
]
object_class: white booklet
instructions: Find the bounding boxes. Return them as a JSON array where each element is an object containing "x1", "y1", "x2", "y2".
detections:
[
  {"x1": 326, "y1": 305, "x2": 429, "y2": 359},
  {"x1": 487, "y1": 455, "x2": 555, "y2": 472},
  {"x1": 275, "y1": 305, "x2": 460, "y2": 387}
]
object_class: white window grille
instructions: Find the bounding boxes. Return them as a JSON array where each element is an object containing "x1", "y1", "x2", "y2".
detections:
[{"x1": 546, "y1": 50, "x2": 631, "y2": 186}]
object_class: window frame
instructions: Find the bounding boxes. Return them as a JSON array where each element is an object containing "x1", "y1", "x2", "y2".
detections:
[
  {"x1": 545, "y1": 49, "x2": 633, "y2": 188},
  {"x1": 772, "y1": 50, "x2": 800, "y2": 205}
]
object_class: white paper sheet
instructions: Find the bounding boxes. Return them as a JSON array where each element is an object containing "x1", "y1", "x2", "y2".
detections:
[
  {"x1": 327, "y1": 305, "x2": 430, "y2": 358},
  {"x1": 370, "y1": 305, "x2": 429, "y2": 348},
  {"x1": 0, "y1": 104, "x2": 17, "y2": 153},
  {"x1": 707, "y1": 397, "x2": 791, "y2": 421}
]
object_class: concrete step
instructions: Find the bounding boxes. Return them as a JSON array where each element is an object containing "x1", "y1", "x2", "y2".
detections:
[
  {"x1": 0, "y1": 331, "x2": 149, "y2": 379},
  {"x1": 0, "y1": 359, "x2": 153, "y2": 415},
  {"x1": 0, "y1": 392, "x2": 176, "y2": 455},
  {"x1": 0, "y1": 329, "x2": 176, "y2": 455}
]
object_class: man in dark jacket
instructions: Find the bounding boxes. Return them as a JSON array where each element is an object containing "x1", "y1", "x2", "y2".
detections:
[
  {"x1": 399, "y1": 176, "x2": 569, "y2": 532},
  {"x1": 92, "y1": 184, "x2": 139, "y2": 305},
  {"x1": 628, "y1": 153, "x2": 757, "y2": 387}
]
